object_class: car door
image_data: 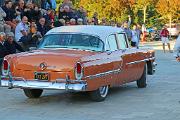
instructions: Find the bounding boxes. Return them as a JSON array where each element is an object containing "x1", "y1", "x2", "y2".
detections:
[
  {"x1": 104, "y1": 34, "x2": 123, "y2": 86},
  {"x1": 116, "y1": 33, "x2": 140, "y2": 83}
]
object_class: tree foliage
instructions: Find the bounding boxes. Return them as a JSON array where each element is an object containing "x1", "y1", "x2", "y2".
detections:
[
  {"x1": 156, "y1": 0, "x2": 180, "y2": 22},
  {"x1": 69, "y1": 0, "x2": 180, "y2": 27}
]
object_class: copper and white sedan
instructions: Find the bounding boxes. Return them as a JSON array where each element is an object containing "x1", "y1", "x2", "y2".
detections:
[{"x1": 0, "y1": 26, "x2": 156, "y2": 101}]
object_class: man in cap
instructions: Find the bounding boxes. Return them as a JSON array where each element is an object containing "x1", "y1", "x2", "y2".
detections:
[
  {"x1": 160, "y1": 25, "x2": 172, "y2": 53},
  {"x1": 4, "y1": 32, "x2": 25, "y2": 54}
]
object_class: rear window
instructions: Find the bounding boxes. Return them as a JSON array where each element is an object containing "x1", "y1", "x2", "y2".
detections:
[{"x1": 38, "y1": 34, "x2": 104, "y2": 52}]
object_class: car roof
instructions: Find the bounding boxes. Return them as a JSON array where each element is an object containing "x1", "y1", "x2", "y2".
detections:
[{"x1": 46, "y1": 25, "x2": 124, "y2": 41}]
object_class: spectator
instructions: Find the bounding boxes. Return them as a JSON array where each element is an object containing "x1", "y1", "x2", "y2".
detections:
[
  {"x1": 92, "y1": 12, "x2": 98, "y2": 25},
  {"x1": 15, "y1": 16, "x2": 32, "y2": 50},
  {"x1": 141, "y1": 24, "x2": 147, "y2": 42},
  {"x1": 110, "y1": 20, "x2": 116, "y2": 27},
  {"x1": 0, "y1": 7, "x2": 11, "y2": 33},
  {"x1": 37, "y1": 17, "x2": 49, "y2": 37},
  {"x1": 0, "y1": 32, "x2": 9, "y2": 71},
  {"x1": 122, "y1": 22, "x2": 132, "y2": 42},
  {"x1": 4, "y1": 32, "x2": 25, "y2": 54},
  {"x1": 59, "y1": 5, "x2": 74, "y2": 22},
  {"x1": 13, "y1": 4, "x2": 22, "y2": 22},
  {"x1": 31, "y1": 5, "x2": 42, "y2": 23},
  {"x1": 18, "y1": 0, "x2": 25, "y2": 18},
  {"x1": 77, "y1": 18, "x2": 83, "y2": 25},
  {"x1": 70, "y1": 18, "x2": 76, "y2": 25},
  {"x1": 131, "y1": 24, "x2": 139, "y2": 48},
  {"x1": 87, "y1": 18, "x2": 94, "y2": 25},
  {"x1": 2, "y1": 0, "x2": 17, "y2": 30},
  {"x1": 59, "y1": 19, "x2": 65, "y2": 26},
  {"x1": 160, "y1": 26, "x2": 172, "y2": 53},
  {"x1": 76, "y1": 6, "x2": 87, "y2": 24},
  {"x1": 23, "y1": 2, "x2": 33, "y2": 22},
  {"x1": 174, "y1": 32, "x2": 180, "y2": 62},
  {"x1": 100, "y1": 18, "x2": 107, "y2": 26},
  {"x1": 59, "y1": 0, "x2": 73, "y2": 12}
]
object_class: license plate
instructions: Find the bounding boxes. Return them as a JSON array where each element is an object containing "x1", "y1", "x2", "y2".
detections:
[{"x1": 34, "y1": 72, "x2": 49, "y2": 81}]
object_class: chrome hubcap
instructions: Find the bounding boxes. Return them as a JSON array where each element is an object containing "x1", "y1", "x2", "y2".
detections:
[{"x1": 99, "y1": 85, "x2": 108, "y2": 97}]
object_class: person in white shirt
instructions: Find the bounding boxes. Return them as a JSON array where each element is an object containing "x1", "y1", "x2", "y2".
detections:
[
  {"x1": 174, "y1": 32, "x2": 180, "y2": 62},
  {"x1": 15, "y1": 16, "x2": 29, "y2": 42},
  {"x1": 131, "y1": 25, "x2": 139, "y2": 48},
  {"x1": 15, "y1": 16, "x2": 32, "y2": 50}
]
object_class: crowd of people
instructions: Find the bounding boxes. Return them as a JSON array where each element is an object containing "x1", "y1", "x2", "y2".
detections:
[{"x1": 0, "y1": 0, "x2": 143, "y2": 55}]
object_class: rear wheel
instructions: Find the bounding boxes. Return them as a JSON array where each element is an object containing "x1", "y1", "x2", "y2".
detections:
[
  {"x1": 89, "y1": 85, "x2": 109, "y2": 102},
  {"x1": 137, "y1": 64, "x2": 147, "y2": 88},
  {"x1": 23, "y1": 89, "x2": 43, "y2": 98}
]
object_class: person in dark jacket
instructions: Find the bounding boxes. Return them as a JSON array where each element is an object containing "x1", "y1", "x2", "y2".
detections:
[
  {"x1": 0, "y1": 32, "x2": 9, "y2": 74},
  {"x1": 2, "y1": 0, "x2": 17, "y2": 30},
  {"x1": 37, "y1": 17, "x2": 49, "y2": 37},
  {"x1": 59, "y1": 5, "x2": 74, "y2": 22},
  {"x1": 4, "y1": 32, "x2": 25, "y2": 54},
  {"x1": 0, "y1": 32, "x2": 8, "y2": 59}
]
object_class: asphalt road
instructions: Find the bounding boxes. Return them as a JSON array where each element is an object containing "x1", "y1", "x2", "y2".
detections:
[{"x1": 0, "y1": 41, "x2": 179, "y2": 120}]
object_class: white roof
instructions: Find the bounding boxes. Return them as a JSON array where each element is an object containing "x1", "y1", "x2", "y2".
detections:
[{"x1": 46, "y1": 25, "x2": 124, "y2": 41}]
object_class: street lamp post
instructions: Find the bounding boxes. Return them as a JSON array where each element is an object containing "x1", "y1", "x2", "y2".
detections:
[{"x1": 167, "y1": 0, "x2": 172, "y2": 39}]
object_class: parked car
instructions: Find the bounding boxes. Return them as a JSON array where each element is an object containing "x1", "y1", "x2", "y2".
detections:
[
  {"x1": 166, "y1": 23, "x2": 180, "y2": 37},
  {"x1": 0, "y1": 26, "x2": 156, "y2": 102}
]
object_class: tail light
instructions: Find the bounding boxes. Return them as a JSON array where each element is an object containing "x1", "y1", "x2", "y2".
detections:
[
  {"x1": 2, "y1": 59, "x2": 10, "y2": 76},
  {"x1": 75, "y1": 62, "x2": 83, "y2": 80}
]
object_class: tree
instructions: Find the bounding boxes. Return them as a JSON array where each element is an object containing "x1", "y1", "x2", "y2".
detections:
[
  {"x1": 156, "y1": 0, "x2": 180, "y2": 25},
  {"x1": 78, "y1": 0, "x2": 130, "y2": 22}
]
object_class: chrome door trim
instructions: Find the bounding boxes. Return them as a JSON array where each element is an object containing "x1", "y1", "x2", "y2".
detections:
[
  {"x1": 84, "y1": 68, "x2": 122, "y2": 79},
  {"x1": 126, "y1": 57, "x2": 155, "y2": 65}
]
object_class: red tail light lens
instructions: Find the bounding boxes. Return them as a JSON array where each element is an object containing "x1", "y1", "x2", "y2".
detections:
[
  {"x1": 75, "y1": 62, "x2": 83, "y2": 80},
  {"x1": 76, "y1": 63, "x2": 82, "y2": 74},
  {"x1": 3, "y1": 60, "x2": 9, "y2": 70},
  {"x1": 2, "y1": 59, "x2": 10, "y2": 76}
]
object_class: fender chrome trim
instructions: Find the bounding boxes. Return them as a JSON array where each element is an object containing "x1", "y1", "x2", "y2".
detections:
[
  {"x1": 126, "y1": 57, "x2": 155, "y2": 65},
  {"x1": 84, "y1": 68, "x2": 122, "y2": 79}
]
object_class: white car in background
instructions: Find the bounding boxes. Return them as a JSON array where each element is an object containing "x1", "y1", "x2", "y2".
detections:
[{"x1": 166, "y1": 23, "x2": 180, "y2": 37}]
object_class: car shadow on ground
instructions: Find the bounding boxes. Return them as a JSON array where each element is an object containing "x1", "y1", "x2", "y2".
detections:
[{"x1": 21, "y1": 83, "x2": 140, "y2": 105}]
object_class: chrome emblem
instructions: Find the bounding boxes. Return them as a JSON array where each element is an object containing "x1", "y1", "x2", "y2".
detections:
[{"x1": 39, "y1": 62, "x2": 47, "y2": 70}]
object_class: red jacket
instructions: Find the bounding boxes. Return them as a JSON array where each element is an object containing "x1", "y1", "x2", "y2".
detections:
[{"x1": 160, "y1": 29, "x2": 169, "y2": 37}]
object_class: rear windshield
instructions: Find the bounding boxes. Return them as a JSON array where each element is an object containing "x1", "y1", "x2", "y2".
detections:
[{"x1": 38, "y1": 34, "x2": 104, "y2": 52}]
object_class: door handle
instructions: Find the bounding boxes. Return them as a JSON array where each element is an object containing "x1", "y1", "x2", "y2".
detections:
[{"x1": 106, "y1": 51, "x2": 112, "y2": 55}]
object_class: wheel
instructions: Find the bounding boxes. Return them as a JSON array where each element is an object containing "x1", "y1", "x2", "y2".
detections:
[
  {"x1": 89, "y1": 85, "x2": 109, "y2": 102},
  {"x1": 147, "y1": 61, "x2": 155, "y2": 75},
  {"x1": 137, "y1": 64, "x2": 147, "y2": 88},
  {"x1": 23, "y1": 89, "x2": 43, "y2": 98}
]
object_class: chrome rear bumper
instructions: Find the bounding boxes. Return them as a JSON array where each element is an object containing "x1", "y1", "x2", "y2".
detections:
[{"x1": 0, "y1": 76, "x2": 87, "y2": 91}]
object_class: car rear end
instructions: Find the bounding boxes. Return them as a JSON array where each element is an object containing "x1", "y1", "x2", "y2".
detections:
[{"x1": 0, "y1": 51, "x2": 88, "y2": 92}]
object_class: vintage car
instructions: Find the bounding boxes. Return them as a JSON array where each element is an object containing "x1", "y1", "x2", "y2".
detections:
[{"x1": 0, "y1": 26, "x2": 156, "y2": 102}]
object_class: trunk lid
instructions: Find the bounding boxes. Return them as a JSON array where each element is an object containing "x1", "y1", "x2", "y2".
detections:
[{"x1": 14, "y1": 49, "x2": 96, "y2": 72}]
